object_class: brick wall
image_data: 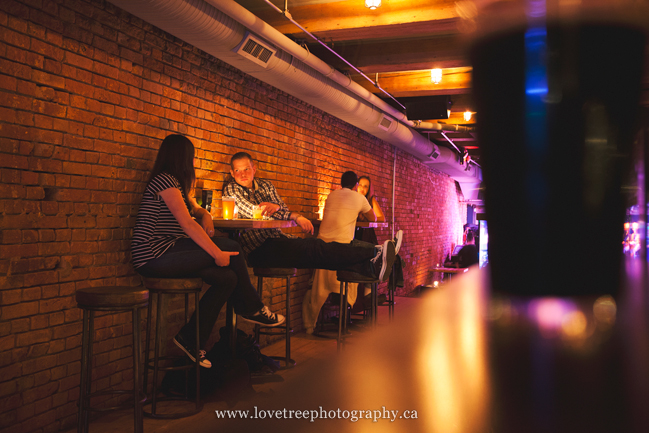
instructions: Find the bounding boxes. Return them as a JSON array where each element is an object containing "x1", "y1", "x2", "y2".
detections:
[{"x1": 0, "y1": 0, "x2": 466, "y2": 431}]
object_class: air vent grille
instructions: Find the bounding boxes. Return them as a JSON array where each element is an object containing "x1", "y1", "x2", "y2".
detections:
[
  {"x1": 378, "y1": 115, "x2": 393, "y2": 131},
  {"x1": 236, "y1": 34, "x2": 276, "y2": 68}
]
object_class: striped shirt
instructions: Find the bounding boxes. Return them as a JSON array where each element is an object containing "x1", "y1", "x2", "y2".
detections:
[
  {"x1": 131, "y1": 172, "x2": 190, "y2": 268},
  {"x1": 223, "y1": 178, "x2": 293, "y2": 254}
]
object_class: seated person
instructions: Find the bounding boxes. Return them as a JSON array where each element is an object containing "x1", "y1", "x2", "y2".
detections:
[
  {"x1": 131, "y1": 135, "x2": 285, "y2": 369},
  {"x1": 458, "y1": 230, "x2": 479, "y2": 268},
  {"x1": 222, "y1": 152, "x2": 398, "y2": 283},
  {"x1": 302, "y1": 171, "x2": 377, "y2": 334}
]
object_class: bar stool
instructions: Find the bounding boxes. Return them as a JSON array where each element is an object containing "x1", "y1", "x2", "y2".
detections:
[
  {"x1": 76, "y1": 286, "x2": 149, "y2": 433},
  {"x1": 253, "y1": 267, "x2": 296, "y2": 368},
  {"x1": 141, "y1": 277, "x2": 203, "y2": 418},
  {"x1": 335, "y1": 271, "x2": 379, "y2": 351}
]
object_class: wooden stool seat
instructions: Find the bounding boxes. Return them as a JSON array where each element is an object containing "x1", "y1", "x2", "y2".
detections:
[
  {"x1": 336, "y1": 270, "x2": 379, "y2": 284},
  {"x1": 141, "y1": 277, "x2": 204, "y2": 419},
  {"x1": 76, "y1": 286, "x2": 149, "y2": 309},
  {"x1": 141, "y1": 277, "x2": 203, "y2": 292},
  {"x1": 76, "y1": 286, "x2": 148, "y2": 433},
  {"x1": 253, "y1": 268, "x2": 296, "y2": 368},
  {"x1": 253, "y1": 267, "x2": 296, "y2": 277}
]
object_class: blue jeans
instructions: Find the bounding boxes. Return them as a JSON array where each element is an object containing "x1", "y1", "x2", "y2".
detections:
[
  {"x1": 137, "y1": 237, "x2": 263, "y2": 348},
  {"x1": 247, "y1": 237, "x2": 378, "y2": 277}
]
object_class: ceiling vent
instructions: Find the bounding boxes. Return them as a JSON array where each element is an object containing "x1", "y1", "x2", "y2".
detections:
[
  {"x1": 429, "y1": 147, "x2": 440, "y2": 160},
  {"x1": 377, "y1": 114, "x2": 394, "y2": 131},
  {"x1": 235, "y1": 33, "x2": 276, "y2": 68}
]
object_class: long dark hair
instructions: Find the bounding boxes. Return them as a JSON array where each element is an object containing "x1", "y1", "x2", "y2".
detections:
[
  {"x1": 358, "y1": 175, "x2": 372, "y2": 200},
  {"x1": 149, "y1": 134, "x2": 195, "y2": 197}
]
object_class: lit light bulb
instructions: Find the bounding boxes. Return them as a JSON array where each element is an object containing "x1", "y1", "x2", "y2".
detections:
[
  {"x1": 365, "y1": 0, "x2": 381, "y2": 9},
  {"x1": 431, "y1": 68, "x2": 442, "y2": 84},
  {"x1": 464, "y1": 111, "x2": 472, "y2": 121}
]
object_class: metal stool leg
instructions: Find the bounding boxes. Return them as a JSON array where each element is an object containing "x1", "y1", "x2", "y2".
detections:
[
  {"x1": 255, "y1": 276, "x2": 263, "y2": 345},
  {"x1": 284, "y1": 275, "x2": 291, "y2": 366},
  {"x1": 151, "y1": 293, "x2": 162, "y2": 414},
  {"x1": 143, "y1": 296, "x2": 153, "y2": 394},
  {"x1": 194, "y1": 291, "x2": 201, "y2": 411},
  {"x1": 78, "y1": 309, "x2": 91, "y2": 433},
  {"x1": 132, "y1": 307, "x2": 144, "y2": 433},
  {"x1": 226, "y1": 300, "x2": 237, "y2": 357},
  {"x1": 373, "y1": 282, "x2": 379, "y2": 326},
  {"x1": 337, "y1": 282, "x2": 350, "y2": 352}
]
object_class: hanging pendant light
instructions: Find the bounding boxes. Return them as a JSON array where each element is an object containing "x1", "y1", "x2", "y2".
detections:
[{"x1": 365, "y1": 0, "x2": 381, "y2": 10}]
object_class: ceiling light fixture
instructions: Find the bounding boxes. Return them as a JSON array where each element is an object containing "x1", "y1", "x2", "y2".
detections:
[
  {"x1": 431, "y1": 68, "x2": 442, "y2": 84},
  {"x1": 464, "y1": 111, "x2": 472, "y2": 122},
  {"x1": 365, "y1": 0, "x2": 381, "y2": 10}
]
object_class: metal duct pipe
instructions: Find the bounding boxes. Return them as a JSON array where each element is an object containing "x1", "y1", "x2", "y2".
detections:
[{"x1": 108, "y1": 0, "x2": 480, "y2": 188}]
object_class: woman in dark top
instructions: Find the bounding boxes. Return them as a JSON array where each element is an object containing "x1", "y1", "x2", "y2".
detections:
[
  {"x1": 354, "y1": 175, "x2": 385, "y2": 244},
  {"x1": 352, "y1": 176, "x2": 385, "y2": 308},
  {"x1": 132, "y1": 134, "x2": 284, "y2": 368}
]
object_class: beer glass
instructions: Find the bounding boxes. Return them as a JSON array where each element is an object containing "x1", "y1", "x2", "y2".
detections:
[{"x1": 221, "y1": 196, "x2": 235, "y2": 220}]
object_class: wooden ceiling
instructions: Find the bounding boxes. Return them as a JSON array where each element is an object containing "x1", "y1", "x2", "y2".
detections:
[{"x1": 233, "y1": 0, "x2": 649, "y2": 163}]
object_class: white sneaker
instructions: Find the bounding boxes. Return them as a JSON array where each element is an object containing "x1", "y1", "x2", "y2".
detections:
[
  {"x1": 393, "y1": 230, "x2": 403, "y2": 255},
  {"x1": 371, "y1": 240, "x2": 396, "y2": 282}
]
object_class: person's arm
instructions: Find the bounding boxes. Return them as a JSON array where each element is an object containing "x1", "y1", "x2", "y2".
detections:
[
  {"x1": 371, "y1": 196, "x2": 385, "y2": 222},
  {"x1": 158, "y1": 188, "x2": 237, "y2": 266},
  {"x1": 362, "y1": 209, "x2": 377, "y2": 222},
  {"x1": 257, "y1": 179, "x2": 291, "y2": 219},
  {"x1": 187, "y1": 194, "x2": 216, "y2": 236},
  {"x1": 288, "y1": 211, "x2": 314, "y2": 235}
]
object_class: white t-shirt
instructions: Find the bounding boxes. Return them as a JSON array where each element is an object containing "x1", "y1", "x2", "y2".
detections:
[{"x1": 318, "y1": 188, "x2": 371, "y2": 243}]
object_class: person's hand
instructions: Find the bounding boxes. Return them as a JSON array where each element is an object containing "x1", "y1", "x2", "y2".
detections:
[
  {"x1": 214, "y1": 250, "x2": 239, "y2": 267},
  {"x1": 296, "y1": 216, "x2": 314, "y2": 235},
  {"x1": 259, "y1": 202, "x2": 280, "y2": 217},
  {"x1": 200, "y1": 213, "x2": 215, "y2": 237}
]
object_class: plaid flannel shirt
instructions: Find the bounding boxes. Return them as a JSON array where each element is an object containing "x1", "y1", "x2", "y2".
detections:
[{"x1": 223, "y1": 178, "x2": 293, "y2": 254}]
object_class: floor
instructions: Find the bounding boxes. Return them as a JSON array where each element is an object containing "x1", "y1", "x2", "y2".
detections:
[{"x1": 64, "y1": 296, "x2": 421, "y2": 433}]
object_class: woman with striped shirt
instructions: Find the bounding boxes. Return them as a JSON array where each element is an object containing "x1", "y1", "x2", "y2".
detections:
[{"x1": 131, "y1": 134, "x2": 284, "y2": 368}]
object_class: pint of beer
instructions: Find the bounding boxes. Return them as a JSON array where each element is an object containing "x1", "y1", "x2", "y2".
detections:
[
  {"x1": 467, "y1": 0, "x2": 648, "y2": 296},
  {"x1": 222, "y1": 196, "x2": 235, "y2": 220}
]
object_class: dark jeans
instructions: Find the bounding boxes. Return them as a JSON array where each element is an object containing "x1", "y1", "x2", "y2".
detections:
[
  {"x1": 247, "y1": 237, "x2": 378, "y2": 277},
  {"x1": 137, "y1": 237, "x2": 263, "y2": 348}
]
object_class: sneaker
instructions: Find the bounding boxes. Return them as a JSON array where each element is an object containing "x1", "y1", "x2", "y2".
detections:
[
  {"x1": 371, "y1": 240, "x2": 396, "y2": 282},
  {"x1": 393, "y1": 230, "x2": 403, "y2": 255},
  {"x1": 240, "y1": 306, "x2": 286, "y2": 327},
  {"x1": 173, "y1": 334, "x2": 211, "y2": 368}
]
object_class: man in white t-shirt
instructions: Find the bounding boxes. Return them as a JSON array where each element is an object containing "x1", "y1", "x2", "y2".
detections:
[{"x1": 302, "y1": 171, "x2": 376, "y2": 334}]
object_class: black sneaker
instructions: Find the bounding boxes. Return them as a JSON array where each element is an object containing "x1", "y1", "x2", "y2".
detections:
[
  {"x1": 371, "y1": 240, "x2": 396, "y2": 282},
  {"x1": 240, "y1": 306, "x2": 285, "y2": 327},
  {"x1": 173, "y1": 334, "x2": 212, "y2": 368},
  {"x1": 393, "y1": 230, "x2": 403, "y2": 255}
]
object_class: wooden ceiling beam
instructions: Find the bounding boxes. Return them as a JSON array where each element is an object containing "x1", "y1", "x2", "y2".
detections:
[
  {"x1": 239, "y1": 0, "x2": 461, "y2": 40},
  {"x1": 351, "y1": 68, "x2": 472, "y2": 97},
  {"x1": 306, "y1": 33, "x2": 469, "y2": 74}
]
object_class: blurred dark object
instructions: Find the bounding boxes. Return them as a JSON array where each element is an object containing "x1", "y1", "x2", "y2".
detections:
[{"x1": 471, "y1": 19, "x2": 647, "y2": 296}]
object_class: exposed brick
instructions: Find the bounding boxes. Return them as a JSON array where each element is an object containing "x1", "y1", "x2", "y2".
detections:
[
  {"x1": 1, "y1": 301, "x2": 38, "y2": 320},
  {"x1": 16, "y1": 329, "x2": 52, "y2": 347}
]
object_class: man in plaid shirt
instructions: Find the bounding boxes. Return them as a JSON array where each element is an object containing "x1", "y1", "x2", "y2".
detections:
[{"x1": 222, "y1": 152, "x2": 396, "y2": 282}]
